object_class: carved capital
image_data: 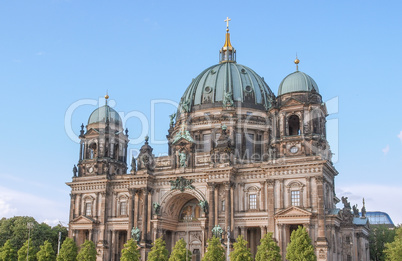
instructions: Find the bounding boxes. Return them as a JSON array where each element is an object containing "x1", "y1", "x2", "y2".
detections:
[
  {"x1": 207, "y1": 182, "x2": 216, "y2": 190},
  {"x1": 315, "y1": 176, "x2": 324, "y2": 184},
  {"x1": 141, "y1": 187, "x2": 149, "y2": 195},
  {"x1": 266, "y1": 179, "x2": 275, "y2": 187}
]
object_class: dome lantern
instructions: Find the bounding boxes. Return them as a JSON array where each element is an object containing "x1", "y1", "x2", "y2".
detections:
[{"x1": 219, "y1": 17, "x2": 236, "y2": 63}]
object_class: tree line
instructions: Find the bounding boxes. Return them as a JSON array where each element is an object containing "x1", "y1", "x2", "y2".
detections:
[
  {"x1": 3, "y1": 216, "x2": 401, "y2": 260},
  {"x1": 122, "y1": 226, "x2": 315, "y2": 261}
]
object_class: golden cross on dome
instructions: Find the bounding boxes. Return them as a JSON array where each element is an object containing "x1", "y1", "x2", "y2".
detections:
[{"x1": 224, "y1": 17, "x2": 231, "y2": 31}]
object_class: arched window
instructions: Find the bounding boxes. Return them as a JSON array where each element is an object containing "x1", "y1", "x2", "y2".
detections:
[
  {"x1": 288, "y1": 115, "x2": 300, "y2": 136},
  {"x1": 114, "y1": 144, "x2": 119, "y2": 160},
  {"x1": 88, "y1": 143, "x2": 97, "y2": 159}
]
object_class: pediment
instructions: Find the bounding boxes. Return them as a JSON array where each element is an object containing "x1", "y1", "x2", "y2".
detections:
[
  {"x1": 275, "y1": 206, "x2": 312, "y2": 218},
  {"x1": 71, "y1": 215, "x2": 96, "y2": 224},
  {"x1": 172, "y1": 136, "x2": 193, "y2": 145},
  {"x1": 283, "y1": 98, "x2": 304, "y2": 107},
  {"x1": 85, "y1": 128, "x2": 100, "y2": 136}
]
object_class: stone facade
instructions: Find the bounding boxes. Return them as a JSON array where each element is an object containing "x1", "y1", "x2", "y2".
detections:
[{"x1": 67, "y1": 27, "x2": 369, "y2": 261}]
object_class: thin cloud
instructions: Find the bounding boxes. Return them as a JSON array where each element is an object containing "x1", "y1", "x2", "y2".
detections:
[
  {"x1": 0, "y1": 186, "x2": 69, "y2": 224},
  {"x1": 36, "y1": 51, "x2": 45, "y2": 56},
  {"x1": 398, "y1": 131, "x2": 402, "y2": 143},
  {"x1": 382, "y1": 145, "x2": 390, "y2": 155}
]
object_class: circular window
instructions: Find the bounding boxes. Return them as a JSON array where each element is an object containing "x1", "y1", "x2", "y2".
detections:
[
  {"x1": 245, "y1": 85, "x2": 253, "y2": 93},
  {"x1": 290, "y1": 146, "x2": 299, "y2": 154},
  {"x1": 241, "y1": 68, "x2": 246, "y2": 73},
  {"x1": 204, "y1": 86, "x2": 213, "y2": 93}
]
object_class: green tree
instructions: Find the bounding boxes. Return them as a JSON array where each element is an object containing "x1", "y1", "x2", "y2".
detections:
[
  {"x1": 0, "y1": 239, "x2": 18, "y2": 261},
  {"x1": 369, "y1": 225, "x2": 396, "y2": 261},
  {"x1": 229, "y1": 235, "x2": 253, "y2": 261},
  {"x1": 255, "y1": 232, "x2": 281, "y2": 261},
  {"x1": 147, "y1": 237, "x2": 169, "y2": 261},
  {"x1": 36, "y1": 240, "x2": 56, "y2": 261},
  {"x1": 76, "y1": 240, "x2": 97, "y2": 261},
  {"x1": 57, "y1": 238, "x2": 78, "y2": 261},
  {"x1": 120, "y1": 239, "x2": 140, "y2": 261},
  {"x1": 286, "y1": 226, "x2": 316, "y2": 261},
  {"x1": 168, "y1": 238, "x2": 191, "y2": 261},
  {"x1": 17, "y1": 240, "x2": 38, "y2": 261},
  {"x1": 384, "y1": 226, "x2": 402, "y2": 261},
  {"x1": 0, "y1": 216, "x2": 37, "y2": 250},
  {"x1": 202, "y1": 236, "x2": 225, "y2": 261},
  {"x1": 51, "y1": 225, "x2": 68, "y2": 254}
]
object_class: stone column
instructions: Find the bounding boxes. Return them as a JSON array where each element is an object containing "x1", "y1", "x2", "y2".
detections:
[
  {"x1": 134, "y1": 191, "x2": 139, "y2": 228},
  {"x1": 279, "y1": 179, "x2": 284, "y2": 209},
  {"x1": 207, "y1": 182, "x2": 215, "y2": 238},
  {"x1": 240, "y1": 226, "x2": 246, "y2": 238},
  {"x1": 230, "y1": 184, "x2": 234, "y2": 235},
  {"x1": 89, "y1": 229, "x2": 93, "y2": 241},
  {"x1": 147, "y1": 189, "x2": 152, "y2": 241},
  {"x1": 306, "y1": 177, "x2": 311, "y2": 208},
  {"x1": 260, "y1": 226, "x2": 266, "y2": 238},
  {"x1": 95, "y1": 192, "x2": 100, "y2": 219},
  {"x1": 128, "y1": 189, "x2": 135, "y2": 239},
  {"x1": 260, "y1": 181, "x2": 266, "y2": 211},
  {"x1": 224, "y1": 182, "x2": 231, "y2": 233},
  {"x1": 77, "y1": 194, "x2": 82, "y2": 216},
  {"x1": 315, "y1": 176, "x2": 328, "y2": 257},
  {"x1": 267, "y1": 180, "x2": 275, "y2": 233},
  {"x1": 214, "y1": 184, "x2": 219, "y2": 226},
  {"x1": 315, "y1": 176, "x2": 325, "y2": 239},
  {"x1": 141, "y1": 188, "x2": 149, "y2": 242},
  {"x1": 69, "y1": 194, "x2": 76, "y2": 221},
  {"x1": 111, "y1": 230, "x2": 116, "y2": 261}
]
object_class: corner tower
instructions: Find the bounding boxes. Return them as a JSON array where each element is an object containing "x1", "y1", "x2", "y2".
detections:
[{"x1": 76, "y1": 95, "x2": 129, "y2": 177}]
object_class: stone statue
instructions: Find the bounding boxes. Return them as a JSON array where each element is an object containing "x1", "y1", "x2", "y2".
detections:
[
  {"x1": 180, "y1": 100, "x2": 190, "y2": 113},
  {"x1": 361, "y1": 198, "x2": 366, "y2": 218},
  {"x1": 130, "y1": 156, "x2": 136, "y2": 174},
  {"x1": 353, "y1": 204, "x2": 360, "y2": 217},
  {"x1": 212, "y1": 225, "x2": 223, "y2": 238},
  {"x1": 198, "y1": 200, "x2": 209, "y2": 214},
  {"x1": 72, "y1": 165, "x2": 78, "y2": 177},
  {"x1": 131, "y1": 227, "x2": 141, "y2": 242},
  {"x1": 153, "y1": 202, "x2": 161, "y2": 215},
  {"x1": 341, "y1": 196, "x2": 351, "y2": 209},
  {"x1": 223, "y1": 91, "x2": 234, "y2": 108},
  {"x1": 169, "y1": 113, "x2": 176, "y2": 127},
  {"x1": 169, "y1": 177, "x2": 195, "y2": 192},
  {"x1": 179, "y1": 151, "x2": 187, "y2": 167}
]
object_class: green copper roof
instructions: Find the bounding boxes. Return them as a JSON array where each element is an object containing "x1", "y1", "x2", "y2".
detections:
[
  {"x1": 278, "y1": 71, "x2": 319, "y2": 96},
  {"x1": 178, "y1": 63, "x2": 275, "y2": 113},
  {"x1": 88, "y1": 105, "x2": 122, "y2": 127}
]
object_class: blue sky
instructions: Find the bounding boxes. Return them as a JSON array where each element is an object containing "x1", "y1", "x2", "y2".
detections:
[{"x1": 0, "y1": 0, "x2": 401, "y2": 225}]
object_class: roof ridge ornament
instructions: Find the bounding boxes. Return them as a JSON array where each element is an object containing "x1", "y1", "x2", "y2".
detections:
[
  {"x1": 294, "y1": 54, "x2": 300, "y2": 71},
  {"x1": 219, "y1": 17, "x2": 236, "y2": 63}
]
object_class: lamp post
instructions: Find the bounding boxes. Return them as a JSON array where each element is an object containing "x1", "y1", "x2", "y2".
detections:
[
  {"x1": 226, "y1": 226, "x2": 230, "y2": 261},
  {"x1": 26, "y1": 222, "x2": 34, "y2": 261},
  {"x1": 184, "y1": 215, "x2": 193, "y2": 261}
]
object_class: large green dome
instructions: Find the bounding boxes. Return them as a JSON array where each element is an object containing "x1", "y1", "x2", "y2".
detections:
[
  {"x1": 178, "y1": 62, "x2": 275, "y2": 113},
  {"x1": 278, "y1": 71, "x2": 319, "y2": 96},
  {"x1": 88, "y1": 105, "x2": 122, "y2": 128}
]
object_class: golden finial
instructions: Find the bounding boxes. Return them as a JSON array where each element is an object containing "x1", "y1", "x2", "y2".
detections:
[
  {"x1": 224, "y1": 17, "x2": 231, "y2": 32},
  {"x1": 294, "y1": 54, "x2": 300, "y2": 71},
  {"x1": 105, "y1": 91, "x2": 109, "y2": 105}
]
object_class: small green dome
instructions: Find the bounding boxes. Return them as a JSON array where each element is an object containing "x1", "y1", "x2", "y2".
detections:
[
  {"x1": 278, "y1": 71, "x2": 319, "y2": 96},
  {"x1": 178, "y1": 63, "x2": 275, "y2": 112},
  {"x1": 88, "y1": 105, "x2": 122, "y2": 127}
]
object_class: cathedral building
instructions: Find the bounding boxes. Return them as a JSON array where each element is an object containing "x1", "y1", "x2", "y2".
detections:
[{"x1": 67, "y1": 21, "x2": 370, "y2": 261}]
